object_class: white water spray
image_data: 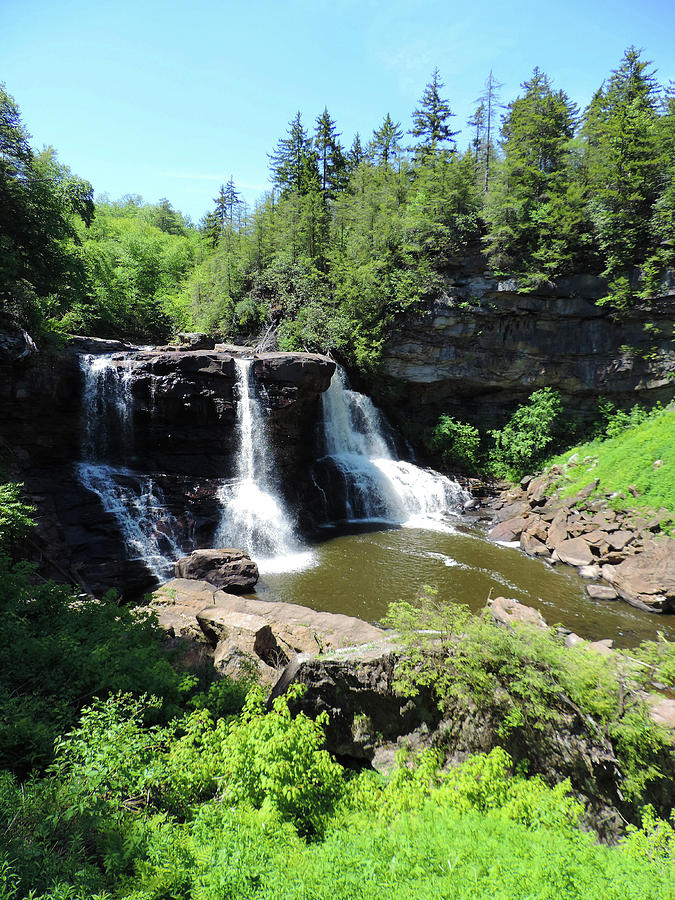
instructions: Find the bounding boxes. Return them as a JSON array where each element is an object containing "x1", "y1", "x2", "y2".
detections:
[
  {"x1": 215, "y1": 358, "x2": 311, "y2": 571},
  {"x1": 320, "y1": 368, "x2": 468, "y2": 529}
]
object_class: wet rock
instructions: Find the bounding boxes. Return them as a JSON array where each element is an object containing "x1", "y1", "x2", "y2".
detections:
[
  {"x1": 0, "y1": 327, "x2": 38, "y2": 362},
  {"x1": 520, "y1": 531, "x2": 551, "y2": 559},
  {"x1": 174, "y1": 548, "x2": 259, "y2": 592}
]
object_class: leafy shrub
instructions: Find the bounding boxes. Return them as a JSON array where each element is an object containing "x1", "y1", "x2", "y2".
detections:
[
  {"x1": 215, "y1": 685, "x2": 344, "y2": 837},
  {"x1": 621, "y1": 805, "x2": 675, "y2": 862},
  {"x1": 0, "y1": 483, "x2": 34, "y2": 554},
  {"x1": 428, "y1": 415, "x2": 481, "y2": 472},
  {"x1": 489, "y1": 387, "x2": 564, "y2": 478},
  {"x1": 385, "y1": 591, "x2": 673, "y2": 805},
  {"x1": 0, "y1": 557, "x2": 183, "y2": 775}
]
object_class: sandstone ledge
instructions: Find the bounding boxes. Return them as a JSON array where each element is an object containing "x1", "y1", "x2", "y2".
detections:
[{"x1": 148, "y1": 578, "x2": 385, "y2": 685}]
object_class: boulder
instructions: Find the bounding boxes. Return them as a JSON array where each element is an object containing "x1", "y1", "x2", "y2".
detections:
[
  {"x1": 487, "y1": 516, "x2": 528, "y2": 542},
  {"x1": 553, "y1": 537, "x2": 595, "y2": 567},
  {"x1": 546, "y1": 510, "x2": 569, "y2": 550},
  {"x1": 0, "y1": 328, "x2": 38, "y2": 362},
  {"x1": 176, "y1": 332, "x2": 216, "y2": 350},
  {"x1": 174, "y1": 548, "x2": 259, "y2": 592},
  {"x1": 520, "y1": 531, "x2": 551, "y2": 558},
  {"x1": 489, "y1": 596, "x2": 548, "y2": 630},
  {"x1": 148, "y1": 578, "x2": 387, "y2": 682},
  {"x1": 492, "y1": 500, "x2": 531, "y2": 524},
  {"x1": 601, "y1": 538, "x2": 675, "y2": 612},
  {"x1": 578, "y1": 565, "x2": 602, "y2": 579},
  {"x1": 586, "y1": 584, "x2": 619, "y2": 601},
  {"x1": 606, "y1": 530, "x2": 634, "y2": 551},
  {"x1": 649, "y1": 697, "x2": 675, "y2": 730}
]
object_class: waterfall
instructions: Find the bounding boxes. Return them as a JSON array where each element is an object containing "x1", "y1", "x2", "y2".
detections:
[
  {"x1": 215, "y1": 358, "x2": 311, "y2": 571},
  {"x1": 78, "y1": 354, "x2": 187, "y2": 581},
  {"x1": 319, "y1": 368, "x2": 468, "y2": 528}
]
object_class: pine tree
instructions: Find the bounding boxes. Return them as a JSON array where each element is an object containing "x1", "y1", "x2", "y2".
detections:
[
  {"x1": 485, "y1": 68, "x2": 587, "y2": 281},
  {"x1": 314, "y1": 108, "x2": 347, "y2": 197},
  {"x1": 370, "y1": 114, "x2": 404, "y2": 168},
  {"x1": 582, "y1": 47, "x2": 663, "y2": 305},
  {"x1": 410, "y1": 68, "x2": 458, "y2": 160},
  {"x1": 268, "y1": 112, "x2": 313, "y2": 194}
]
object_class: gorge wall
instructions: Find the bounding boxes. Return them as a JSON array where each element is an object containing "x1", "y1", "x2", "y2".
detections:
[
  {"x1": 376, "y1": 272, "x2": 675, "y2": 434},
  {"x1": 0, "y1": 337, "x2": 335, "y2": 596}
]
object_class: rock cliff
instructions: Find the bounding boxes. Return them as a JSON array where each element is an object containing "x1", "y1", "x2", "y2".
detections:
[{"x1": 378, "y1": 274, "x2": 675, "y2": 432}]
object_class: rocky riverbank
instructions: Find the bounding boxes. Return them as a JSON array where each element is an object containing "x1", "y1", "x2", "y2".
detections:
[{"x1": 484, "y1": 467, "x2": 675, "y2": 613}]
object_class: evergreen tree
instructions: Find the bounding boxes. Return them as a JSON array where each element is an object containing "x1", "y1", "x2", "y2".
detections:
[
  {"x1": 314, "y1": 107, "x2": 347, "y2": 197},
  {"x1": 370, "y1": 114, "x2": 404, "y2": 168},
  {"x1": 410, "y1": 68, "x2": 458, "y2": 160},
  {"x1": 471, "y1": 71, "x2": 502, "y2": 192},
  {"x1": 485, "y1": 68, "x2": 588, "y2": 281},
  {"x1": 349, "y1": 133, "x2": 365, "y2": 172},
  {"x1": 582, "y1": 47, "x2": 663, "y2": 305},
  {"x1": 268, "y1": 112, "x2": 314, "y2": 194}
]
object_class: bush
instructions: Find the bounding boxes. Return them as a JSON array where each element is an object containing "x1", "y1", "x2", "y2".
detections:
[
  {"x1": 0, "y1": 483, "x2": 35, "y2": 554},
  {"x1": 428, "y1": 415, "x2": 481, "y2": 472},
  {"x1": 489, "y1": 387, "x2": 564, "y2": 478}
]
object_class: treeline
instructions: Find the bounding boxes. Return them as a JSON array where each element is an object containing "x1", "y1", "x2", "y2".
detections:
[{"x1": 1, "y1": 47, "x2": 674, "y2": 362}]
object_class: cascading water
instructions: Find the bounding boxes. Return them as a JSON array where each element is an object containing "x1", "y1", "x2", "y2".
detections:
[
  {"x1": 215, "y1": 358, "x2": 310, "y2": 571},
  {"x1": 77, "y1": 354, "x2": 187, "y2": 580},
  {"x1": 318, "y1": 367, "x2": 469, "y2": 528}
]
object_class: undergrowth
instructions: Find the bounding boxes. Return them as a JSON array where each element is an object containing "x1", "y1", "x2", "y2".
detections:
[{"x1": 548, "y1": 403, "x2": 675, "y2": 520}]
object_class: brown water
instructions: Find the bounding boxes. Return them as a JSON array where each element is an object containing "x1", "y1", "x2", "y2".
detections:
[{"x1": 254, "y1": 520, "x2": 675, "y2": 648}]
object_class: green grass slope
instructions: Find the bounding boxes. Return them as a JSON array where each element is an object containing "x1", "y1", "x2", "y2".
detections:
[{"x1": 549, "y1": 405, "x2": 675, "y2": 517}]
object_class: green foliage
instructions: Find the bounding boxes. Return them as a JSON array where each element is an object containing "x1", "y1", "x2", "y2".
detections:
[
  {"x1": 428, "y1": 414, "x2": 481, "y2": 472},
  {"x1": 214, "y1": 685, "x2": 344, "y2": 837},
  {"x1": 549, "y1": 402, "x2": 675, "y2": 517},
  {"x1": 385, "y1": 589, "x2": 673, "y2": 804},
  {"x1": 0, "y1": 555, "x2": 183, "y2": 775},
  {"x1": 489, "y1": 387, "x2": 564, "y2": 478},
  {"x1": 622, "y1": 805, "x2": 675, "y2": 862},
  {"x1": 0, "y1": 483, "x2": 34, "y2": 553}
]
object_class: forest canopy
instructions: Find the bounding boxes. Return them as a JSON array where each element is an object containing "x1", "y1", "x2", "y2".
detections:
[{"x1": 1, "y1": 47, "x2": 674, "y2": 366}]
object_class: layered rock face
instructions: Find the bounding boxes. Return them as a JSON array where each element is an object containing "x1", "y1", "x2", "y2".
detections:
[
  {"x1": 379, "y1": 274, "x2": 675, "y2": 431},
  {"x1": 0, "y1": 336, "x2": 335, "y2": 596}
]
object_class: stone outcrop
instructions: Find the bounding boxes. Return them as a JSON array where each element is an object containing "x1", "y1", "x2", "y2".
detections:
[
  {"x1": 487, "y1": 468, "x2": 675, "y2": 613},
  {"x1": 174, "y1": 548, "x2": 259, "y2": 592},
  {"x1": 601, "y1": 540, "x2": 675, "y2": 613},
  {"x1": 271, "y1": 597, "x2": 674, "y2": 838},
  {"x1": 149, "y1": 577, "x2": 386, "y2": 685},
  {"x1": 377, "y1": 273, "x2": 675, "y2": 434}
]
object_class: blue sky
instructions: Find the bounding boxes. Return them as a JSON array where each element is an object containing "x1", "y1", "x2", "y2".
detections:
[{"x1": 2, "y1": 0, "x2": 673, "y2": 223}]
